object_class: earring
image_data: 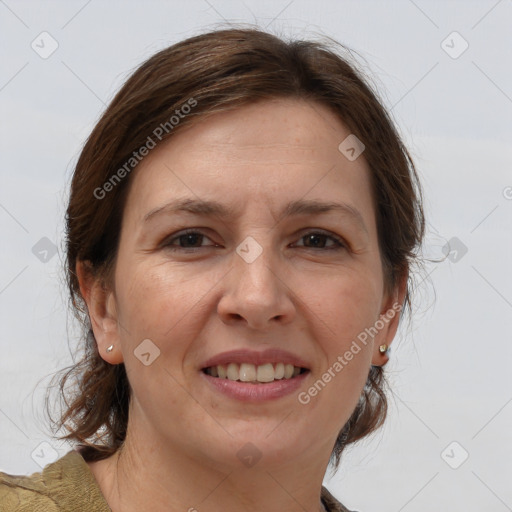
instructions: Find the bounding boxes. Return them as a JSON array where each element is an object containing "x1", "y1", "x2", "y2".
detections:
[
  {"x1": 379, "y1": 344, "x2": 389, "y2": 354},
  {"x1": 106, "y1": 345, "x2": 114, "y2": 353}
]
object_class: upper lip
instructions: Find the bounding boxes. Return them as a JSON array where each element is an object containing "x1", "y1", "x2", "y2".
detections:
[{"x1": 201, "y1": 348, "x2": 310, "y2": 370}]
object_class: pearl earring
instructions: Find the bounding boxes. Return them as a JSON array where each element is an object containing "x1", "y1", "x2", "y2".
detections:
[{"x1": 106, "y1": 345, "x2": 114, "y2": 353}]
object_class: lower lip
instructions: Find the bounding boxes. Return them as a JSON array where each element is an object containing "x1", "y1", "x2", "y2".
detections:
[{"x1": 201, "y1": 371, "x2": 309, "y2": 402}]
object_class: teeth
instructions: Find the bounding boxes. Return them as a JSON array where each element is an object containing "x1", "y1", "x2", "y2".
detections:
[
  {"x1": 227, "y1": 363, "x2": 239, "y2": 381},
  {"x1": 256, "y1": 363, "x2": 275, "y2": 382},
  {"x1": 239, "y1": 363, "x2": 256, "y2": 382},
  {"x1": 217, "y1": 364, "x2": 227, "y2": 379},
  {"x1": 206, "y1": 362, "x2": 304, "y2": 382},
  {"x1": 284, "y1": 364, "x2": 294, "y2": 379}
]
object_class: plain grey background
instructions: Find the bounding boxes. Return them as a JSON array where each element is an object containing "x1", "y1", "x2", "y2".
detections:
[{"x1": 1, "y1": 1, "x2": 511, "y2": 511}]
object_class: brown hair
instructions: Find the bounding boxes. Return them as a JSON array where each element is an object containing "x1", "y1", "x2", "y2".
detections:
[{"x1": 49, "y1": 27, "x2": 425, "y2": 468}]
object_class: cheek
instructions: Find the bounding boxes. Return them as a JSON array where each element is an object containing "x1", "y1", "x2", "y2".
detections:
[
  {"x1": 305, "y1": 271, "x2": 380, "y2": 392},
  {"x1": 113, "y1": 262, "x2": 210, "y2": 417},
  {"x1": 299, "y1": 274, "x2": 379, "y2": 417},
  {"x1": 115, "y1": 261, "x2": 216, "y2": 345},
  {"x1": 309, "y1": 269, "x2": 382, "y2": 344}
]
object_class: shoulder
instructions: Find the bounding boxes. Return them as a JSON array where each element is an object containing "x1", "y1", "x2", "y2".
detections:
[
  {"x1": 321, "y1": 485, "x2": 360, "y2": 512},
  {"x1": 0, "y1": 450, "x2": 110, "y2": 511},
  {"x1": 0, "y1": 468, "x2": 57, "y2": 511}
]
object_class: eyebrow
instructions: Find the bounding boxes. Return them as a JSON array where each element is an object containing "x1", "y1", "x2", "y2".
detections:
[{"x1": 143, "y1": 197, "x2": 368, "y2": 234}]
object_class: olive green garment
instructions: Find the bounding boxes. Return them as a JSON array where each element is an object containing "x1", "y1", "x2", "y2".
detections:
[{"x1": 0, "y1": 450, "x2": 356, "y2": 512}]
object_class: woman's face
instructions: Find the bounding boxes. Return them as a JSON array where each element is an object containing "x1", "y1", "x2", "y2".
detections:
[{"x1": 94, "y1": 98, "x2": 402, "y2": 470}]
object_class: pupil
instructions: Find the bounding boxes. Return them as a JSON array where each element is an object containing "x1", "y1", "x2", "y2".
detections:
[
  {"x1": 182, "y1": 234, "x2": 201, "y2": 247},
  {"x1": 307, "y1": 234, "x2": 324, "y2": 248}
]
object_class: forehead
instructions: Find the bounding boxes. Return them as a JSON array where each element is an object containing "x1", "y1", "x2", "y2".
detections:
[
  {"x1": 174, "y1": 98, "x2": 350, "y2": 162},
  {"x1": 123, "y1": 98, "x2": 376, "y2": 228}
]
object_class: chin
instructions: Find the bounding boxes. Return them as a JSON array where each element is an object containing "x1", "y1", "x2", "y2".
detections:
[{"x1": 213, "y1": 422, "x2": 312, "y2": 469}]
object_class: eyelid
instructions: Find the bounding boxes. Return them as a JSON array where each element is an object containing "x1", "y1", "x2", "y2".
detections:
[
  {"x1": 162, "y1": 227, "x2": 348, "y2": 252},
  {"x1": 292, "y1": 228, "x2": 347, "y2": 249},
  {"x1": 161, "y1": 228, "x2": 217, "y2": 248}
]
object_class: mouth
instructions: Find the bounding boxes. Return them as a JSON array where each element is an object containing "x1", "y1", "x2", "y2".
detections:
[
  {"x1": 202, "y1": 362, "x2": 309, "y2": 383},
  {"x1": 200, "y1": 348, "x2": 311, "y2": 401}
]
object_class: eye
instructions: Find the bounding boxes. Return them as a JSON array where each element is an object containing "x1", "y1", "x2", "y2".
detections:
[
  {"x1": 162, "y1": 229, "x2": 216, "y2": 251},
  {"x1": 293, "y1": 230, "x2": 346, "y2": 251},
  {"x1": 161, "y1": 228, "x2": 346, "y2": 252}
]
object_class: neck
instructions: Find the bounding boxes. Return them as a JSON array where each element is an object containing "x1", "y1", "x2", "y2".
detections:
[{"x1": 88, "y1": 419, "x2": 331, "y2": 512}]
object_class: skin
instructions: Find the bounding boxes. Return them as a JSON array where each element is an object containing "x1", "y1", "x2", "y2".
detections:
[{"x1": 78, "y1": 98, "x2": 407, "y2": 512}]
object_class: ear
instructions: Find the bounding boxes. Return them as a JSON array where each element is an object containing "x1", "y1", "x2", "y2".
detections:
[
  {"x1": 76, "y1": 260, "x2": 124, "y2": 365},
  {"x1": 371, "y1": 269, "x2": 408, "y2": 366}
]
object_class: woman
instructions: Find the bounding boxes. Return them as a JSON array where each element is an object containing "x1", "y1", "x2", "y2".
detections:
[{"x1": 0, "y1": 27, "x2": 425, "y2": 511}]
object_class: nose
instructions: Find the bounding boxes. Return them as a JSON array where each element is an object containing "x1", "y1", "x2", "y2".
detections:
[{"x1": 217, "y1": 240, "x2": 296, "y2": 330}]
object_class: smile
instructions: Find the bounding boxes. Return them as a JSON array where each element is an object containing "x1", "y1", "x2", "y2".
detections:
[
  {"x1": 203, "y1": 362, "x2": 308, "y2": 383},
  {"x1": 200, "y1": 348, "x2": 311, "y2": 401}
]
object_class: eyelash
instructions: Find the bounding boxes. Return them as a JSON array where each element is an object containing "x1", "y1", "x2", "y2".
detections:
[{"x1": 162, "y1": 228, "x2": 347, "y2": 252}]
